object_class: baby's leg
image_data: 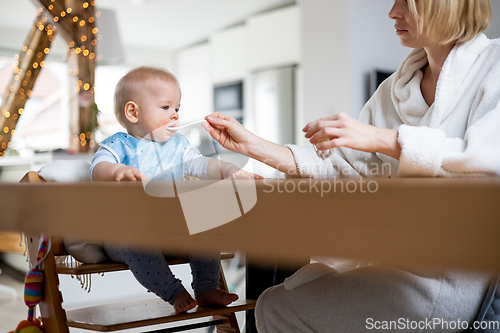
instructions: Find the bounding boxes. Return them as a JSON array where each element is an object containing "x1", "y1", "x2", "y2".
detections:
[
  {"x1": 104, "y1": 245, "x2": 196, "y2": 313},
  {"x1": 190, "y1": 253, "x2": 239, "y2": 307}
]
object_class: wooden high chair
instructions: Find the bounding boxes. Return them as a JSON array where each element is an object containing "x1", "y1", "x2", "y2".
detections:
[{"x1": 20, "y1": 171, "x2": 256, "y2": 333}]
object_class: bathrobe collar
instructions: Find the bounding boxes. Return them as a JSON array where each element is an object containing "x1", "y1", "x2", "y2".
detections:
[{"x1": 391, "y1": 33, "x2": 490, "y2": 128}]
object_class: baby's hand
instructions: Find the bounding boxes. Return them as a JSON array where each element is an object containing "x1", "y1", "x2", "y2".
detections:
[
  {"x1": 112, "y1": 165, "x2": 148, "y2": 181},
  {"x1": 229, "y1": 168, "x2": 263, "y2": 180}
]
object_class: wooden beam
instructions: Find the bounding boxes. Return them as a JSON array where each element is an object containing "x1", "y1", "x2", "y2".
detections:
[
  {"x1": 0, "y1": 15, "x2": 55, "y2": 156},
  {"x1": 18, "y1": 0, "x2": 97, "y2": 153}
]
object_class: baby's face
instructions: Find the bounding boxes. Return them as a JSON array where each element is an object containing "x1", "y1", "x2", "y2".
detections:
[{"x1": 132, "y1": 79, "x2": 181, "y2": 142}]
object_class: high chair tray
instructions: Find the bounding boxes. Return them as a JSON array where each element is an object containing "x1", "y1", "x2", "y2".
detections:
[{"x1": 65, "y1": 298, "x2": 257, "y2": 331}]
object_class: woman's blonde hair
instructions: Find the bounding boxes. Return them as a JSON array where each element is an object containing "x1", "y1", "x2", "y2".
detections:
[
  {"x1": 114, "y1": 66, "x2": 180, "y2": 128},
  {"x1": 407, "y1": 0, "x2": 491, "y2": 45}
]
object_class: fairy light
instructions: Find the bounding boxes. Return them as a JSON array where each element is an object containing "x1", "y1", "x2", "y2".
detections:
[
  {"x1": 92, "y1": 27, "x2": 98, "y2": 34},
  {"x1": 54, "y1": 17, "x2": 59, "y2": 22},
  {"x1": 48, "y1": 5, "x2": 53, "y2": 10},
  {"x1": 33, "y1": 62, "x2": 38, "y2": 69},
  {"x1": 3, "y1": 127, "x2": 9, "y2": 134},
  {"x1": 81, "y1": 36, "x2": 87, "y2": 42},
  {"x1": 18, "y1": 108, "x2": 23, "y2": 114},
  {"x1": 79, "y1": 133, "x2": 85, "y2": 140},
  {"x1": 44, "y1": 48, "x2": 50, "y2": 54},
  {"x1": 73, "y1": 16, "x2": 78, "y2": 22},
  {"x1": 83, "y1": 2, "x2": 89, "y2": 8},
  {"x1": 61, "y1": 11, "x2": 66, "y2": 17},
  {"x1": 67, "y1": 7, "x2": 72, "y2": 13},
  {"x1": 79, "y1": 20, "x2": 85, "y2": 27},
  {"x1": 84, "y1": 83, "x2": 90, "y2": 90}
]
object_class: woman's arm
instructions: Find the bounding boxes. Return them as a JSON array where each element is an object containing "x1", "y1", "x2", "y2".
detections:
[
  {"x1": 302, "y1": 112, "x2": 401, "y2": 160},
  {"x1": 203, "y1": 113, "x2": 300, "y2": 176}
]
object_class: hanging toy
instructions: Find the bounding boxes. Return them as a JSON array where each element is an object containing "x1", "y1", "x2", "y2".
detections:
[{"x1": 9, "y1": 235, "x2": 51, "y2": 333}]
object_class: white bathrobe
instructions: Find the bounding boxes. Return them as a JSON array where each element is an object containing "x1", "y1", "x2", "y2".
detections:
[{"x1": 256, "y1": 34, "x2": 499, "y2": 332}]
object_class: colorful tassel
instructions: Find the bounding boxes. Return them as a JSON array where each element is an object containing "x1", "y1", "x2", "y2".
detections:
[{"x1": 23, "y1": 236, "x2": 49, "y2": 322}]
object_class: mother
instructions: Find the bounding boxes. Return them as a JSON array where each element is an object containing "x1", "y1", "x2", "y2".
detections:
[{"x1": 203, "y1": 0, "x2": 500, "y2": 332}]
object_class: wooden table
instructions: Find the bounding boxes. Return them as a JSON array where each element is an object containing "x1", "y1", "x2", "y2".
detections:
[{"x1": 1, "y1": 178, "x2": 499, "y2": 271}]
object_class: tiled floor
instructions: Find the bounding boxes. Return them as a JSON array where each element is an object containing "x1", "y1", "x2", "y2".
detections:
[{"x1": 0, "y1": 272, "x2": 28, "y2": 332}]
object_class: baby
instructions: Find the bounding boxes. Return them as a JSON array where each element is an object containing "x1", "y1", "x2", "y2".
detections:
[{"x1": 90, "y1": 66, "x2": 260, "y2": 313}]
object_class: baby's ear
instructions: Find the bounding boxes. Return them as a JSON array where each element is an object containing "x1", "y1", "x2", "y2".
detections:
[{"x1": 124, "y1": 101, "x2": 139, "y2": 124}]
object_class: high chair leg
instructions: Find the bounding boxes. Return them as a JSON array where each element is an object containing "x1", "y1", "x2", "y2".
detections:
[
  {"x1": 27, "y1": 234, "x2": 70, "y2": 333},
  {"x1": 215, "y1": 266, "x2": 240, "y2": 333}
]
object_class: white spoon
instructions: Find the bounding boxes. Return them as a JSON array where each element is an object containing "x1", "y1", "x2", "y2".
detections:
[{"x1": 167, "y1": 120, "x2": 205, "y2": 130}]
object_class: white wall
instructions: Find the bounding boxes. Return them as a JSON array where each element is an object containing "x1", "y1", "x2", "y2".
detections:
[
  {"x1": 174, "y1": 43, "x2": 212, "y2": 123},
  {"x1": 300, "y1": 0, "x2": 350, "y2": 145},
  {"x1": 485, "y1": 0, "x2": 500, "y2": 39},
  {"x1": 247, "y1": 6, "x2": 301, "y2": 71},
  {"x1": 348, "y1": 0, "x2": 409, "y2": 119}
]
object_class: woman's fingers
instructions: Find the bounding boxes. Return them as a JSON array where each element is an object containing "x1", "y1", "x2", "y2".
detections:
[
  {"x1": 309, "y1": 127, "x2": 342, "y2": 145},
  {"x1": 302, "y1": 113, "x2": 344, "y2": 132},
  {"x1": 305, "y1": 120, "x2": 339, "y2": 139}
]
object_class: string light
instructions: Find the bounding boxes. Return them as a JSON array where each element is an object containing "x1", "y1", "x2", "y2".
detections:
[
  {"x1": 67, "y1": 7, "x2": 72, "y2": 13},
  {"x1": 83, "y1": 2, "x2": 89, "y2": 8}
]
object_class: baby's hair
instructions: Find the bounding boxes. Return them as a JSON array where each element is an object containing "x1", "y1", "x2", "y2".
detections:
[{"x1": 114, "y1": 66, "x2": 180, "y2": 128}]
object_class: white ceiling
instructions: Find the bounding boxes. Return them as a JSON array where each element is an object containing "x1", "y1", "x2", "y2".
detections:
[{"x1": 0, "y1": 0, "x2": 295, "y2": 51}]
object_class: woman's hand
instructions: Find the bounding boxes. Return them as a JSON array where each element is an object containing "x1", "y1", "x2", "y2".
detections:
[
  {"x1": 203, "y1": 112, "x2": 299, "y2": 176},
  {"x1": 303, "y1": 112, "x2": 401, "y2": 159},
  {"x1": 202, "y1": 112, "x2": 257, "y2": 156}
]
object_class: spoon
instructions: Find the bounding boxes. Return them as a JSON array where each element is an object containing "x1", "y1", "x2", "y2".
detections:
[{"x1": 167, "y1": 120, "x2": 205, "y2": 130}]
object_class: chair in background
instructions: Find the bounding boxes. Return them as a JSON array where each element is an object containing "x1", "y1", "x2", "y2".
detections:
[{"x1": 21, "y1": 170, "x2": 256, "y2": 333}]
